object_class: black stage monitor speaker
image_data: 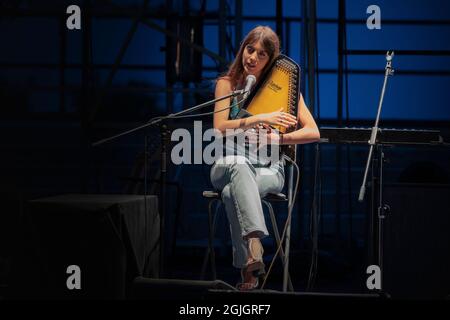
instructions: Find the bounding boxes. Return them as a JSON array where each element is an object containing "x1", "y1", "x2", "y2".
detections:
[
  {"x1": 382, "y1": 183, "x2": 450, "y2": 299},
  {"x1": 131, "y1": 277, "x2": 236, "y2": 300},
  {"x1": 7, "y1": 194, "x2": 160, "y2": 299}
]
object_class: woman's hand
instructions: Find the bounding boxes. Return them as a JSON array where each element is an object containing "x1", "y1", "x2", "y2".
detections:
[
  {"x1": 258, "y1": 108, "x2": 297, "y2": 128},
  {"x1": 246, "y1": 124, "x2": 282, "y2": 146}
]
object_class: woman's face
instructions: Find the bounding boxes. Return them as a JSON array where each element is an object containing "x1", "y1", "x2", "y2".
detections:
[{"x1": 242, "y1": 40, "x2": 270, "y2": 78}]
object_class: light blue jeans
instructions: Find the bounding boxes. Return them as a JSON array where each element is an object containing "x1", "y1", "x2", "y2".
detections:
[{"x1": 210, "y1": 155, "x2": 285, "y2": 268}]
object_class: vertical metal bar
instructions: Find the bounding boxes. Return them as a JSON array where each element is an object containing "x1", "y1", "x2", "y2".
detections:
[
  {"x1": 209, "y1": 201, "x2": 218, "y2": 280},
  {"x1": 337, "y1": 0, "x2": 344, "y2": 127},
  {"x1": 59, "y1": 16, "x2": 66, "y2": 113},
  {"x1": 166, "y1": 0, "x2": 174, "y2": 113},
  {"x1": 307, "y1": 0, "x2": 319, "y2": 250},
  {"x1": 81, "y1": 1, "x2": 90, "y2": 122},
  {"x1": 182, "y1": 82, "x2": 189, "y2": 110},
  {"x1": 343, "y1": 8, "x2": 353, "y2": 252},
  {"x1": 235, "y1": 0, "x2": 242, "y2": 54},
  {"x1": 201, "y1": 199, "x2": 218, "y2": 279},
  {"x1": 378, "y1": 146, "x2": 385, "y2": 291},
  {"x1": 368, "y1": 153, "x2": 376, "y2": 265},
  {"x1": 301, "y1": 0, "x2": 306, "y2": 95},
  {"x1": 81, "y1": 0, "x2": 92, "y2": 194},
  {"x1": 159, "y1": 124, "x2": 168, "y2": 278},
  {"x1": 347, "y1": 143, "x2": 353, "y2": 250},
  {"x1": 285, "y1": 20, "x2": 290, "y2": 56},
  {"x1": 335, "y1": 0, "x2": 345, "y2": 252},
  {"x1": 283, "y1": 165, "x2": 294, "y2": 292},
  {"x1": 219, "y1": 0, "x2": 227, "y2": 70},
  {"x1": 182, "y1": 0, "x2": 189, "y2": 108},
  {"x1": 306, "y1": 0, "x2": 316, "y2": 116},
  {"x1": 300, "y1": 0, "x2": 307, "y2": 245},
  {"x1": 276, "y1": 0, "x2": 283, "y2": 44}
]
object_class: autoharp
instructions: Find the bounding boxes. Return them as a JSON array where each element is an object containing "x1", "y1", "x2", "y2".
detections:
[{"x1": 237, "y1": 54, "x2": 300, "y2": 160}]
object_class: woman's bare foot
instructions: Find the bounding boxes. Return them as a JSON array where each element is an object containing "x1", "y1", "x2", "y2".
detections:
[{"x1": 245, "y1": 238, "x2": 264, "y2": 272}]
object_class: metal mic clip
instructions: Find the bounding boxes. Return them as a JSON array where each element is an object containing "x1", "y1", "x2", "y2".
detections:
[
  {"x1": 232, "y1": 89, "x2": 245, "y2": 96},
  {"x1": 385, "y1": 50, "x2": 395, "y2": 75},
  {"x1": 386, "y1": 50, "x2": 394, "y2": 61}
]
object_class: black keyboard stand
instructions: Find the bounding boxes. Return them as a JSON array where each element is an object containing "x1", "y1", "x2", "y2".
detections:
[{"x1": 366, "y1": 144, "x2": 392, "y2": 298}]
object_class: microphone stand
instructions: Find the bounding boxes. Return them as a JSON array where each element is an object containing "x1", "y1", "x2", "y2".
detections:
[
  {"x1": 92, "y1": 89, "x2": 245, "y2": 278},
  {"x1": 358, "y1": 51, "x2": 394, "y2": 295}
]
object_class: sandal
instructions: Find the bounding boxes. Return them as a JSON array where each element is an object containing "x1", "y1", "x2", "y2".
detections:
[
  {"x1": 236, "y1": 238, "x2": 265, "y2": 291},
  {"x1": 236, "y1": 267, "x2": 261, "y2": 291}
]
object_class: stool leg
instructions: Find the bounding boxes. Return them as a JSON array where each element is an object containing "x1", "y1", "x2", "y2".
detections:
[
  {"x1": 201, "y1": 199, "x2": 219, "y2": 280},
  {"x1": 263, "y1": 200, "x2": 294, "y2": 291}
]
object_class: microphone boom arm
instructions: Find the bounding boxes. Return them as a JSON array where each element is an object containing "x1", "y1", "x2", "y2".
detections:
[
  {"x1": 92, "y1": 89, "x2": 245, "y2": 147},
  {"x1": 358, "y1": 50, "x2": 394, "y2": 202}
]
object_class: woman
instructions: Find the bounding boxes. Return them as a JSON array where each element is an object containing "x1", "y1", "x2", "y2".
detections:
[{"x1": 210, "y1": 26, "x2": 320, "y2": 290}]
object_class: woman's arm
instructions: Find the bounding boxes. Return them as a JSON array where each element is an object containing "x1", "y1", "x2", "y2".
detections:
[
  {"x1": 281, "y1": 94, "x2": 320, "y2": 145},
  {"x1": 213, "y1": 79, "x2": 262, "y2": 133},
  {"x1": 213, "y1": 78, "x2": 296, "y2": 133}
]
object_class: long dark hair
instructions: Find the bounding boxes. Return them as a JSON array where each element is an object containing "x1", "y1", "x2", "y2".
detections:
[{"x1": 220, "y1": 26, "x2": 280, "y2": 89}]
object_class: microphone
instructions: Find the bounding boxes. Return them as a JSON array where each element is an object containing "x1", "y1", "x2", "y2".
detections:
[{"x1": 243, "y1": 75, "x2": 256, "y2": 99}]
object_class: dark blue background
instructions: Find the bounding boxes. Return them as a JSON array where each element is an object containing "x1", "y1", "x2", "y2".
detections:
[{"x1": 1, "y1": 0, "x2": 449, "y2": 119}]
